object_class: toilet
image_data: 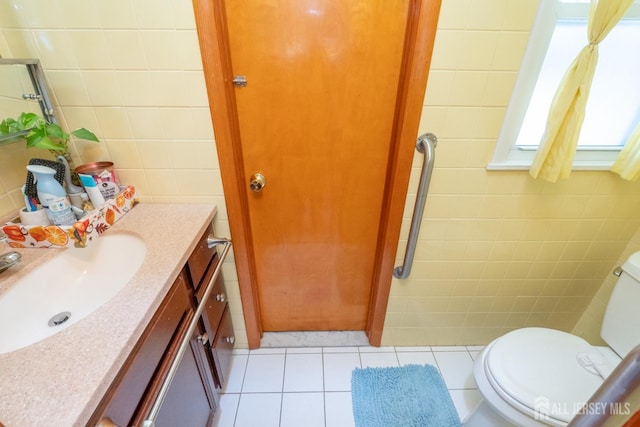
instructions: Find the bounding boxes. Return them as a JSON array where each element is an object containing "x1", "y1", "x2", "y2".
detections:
[{"x1": 464, "y1": 251, "x2": 640, "y2": 427}]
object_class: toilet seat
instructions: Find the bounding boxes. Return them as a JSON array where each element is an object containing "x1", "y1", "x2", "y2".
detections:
[{"x1": 483, "y1": 328, "x2": 618, "y2": 425}]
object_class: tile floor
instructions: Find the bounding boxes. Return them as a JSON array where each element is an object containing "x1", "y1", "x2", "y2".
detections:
[{"x1": 215, "y1": 345, "x2": 484, "y2": 427}]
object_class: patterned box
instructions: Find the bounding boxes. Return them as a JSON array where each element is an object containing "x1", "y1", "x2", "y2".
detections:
[{"x1": 2, "y1": 186, "x2": 137, "y2": 249}]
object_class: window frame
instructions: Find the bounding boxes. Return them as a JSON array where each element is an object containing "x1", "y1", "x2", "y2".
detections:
[{"x1": 487, "y1": 0, "x2": 640, "y2": 171}]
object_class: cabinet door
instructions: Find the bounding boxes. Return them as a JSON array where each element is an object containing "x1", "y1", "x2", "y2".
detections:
[
  {"x1": 152, "y1": 326, "x2": 217, "y2": 427},
  {"x1": 91, "y1": 271, "x2": 191, "y2": 426},
  {"x1": 211, "y1": 307, "x2": 235, "y2": 387},
  {"x1": 133, "y1": 319, "x2": 218, "y2": 427}
]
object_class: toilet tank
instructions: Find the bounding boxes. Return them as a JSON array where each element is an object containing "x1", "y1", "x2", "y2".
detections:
[{"x1": 601, "y1": 251, "x2": 640, "y2": 357}]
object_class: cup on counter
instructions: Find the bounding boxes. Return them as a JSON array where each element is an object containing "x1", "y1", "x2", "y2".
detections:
[{"x1": 19, "y1": 208, "x2": 51, "y2": 226}]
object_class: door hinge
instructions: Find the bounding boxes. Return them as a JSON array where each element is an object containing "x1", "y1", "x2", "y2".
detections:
[{"x1": 232, "y1": 75, "x2": 247, "y2": 87}]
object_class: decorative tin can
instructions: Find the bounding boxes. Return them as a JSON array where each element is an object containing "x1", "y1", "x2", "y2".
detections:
[{"x1": 75, "y1": 162, "x2": 120, "y2": 200}]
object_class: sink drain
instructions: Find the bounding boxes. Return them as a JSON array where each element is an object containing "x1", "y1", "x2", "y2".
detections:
[{"x1": 48, "y1": 312, "x2": 71, "y2": 327}]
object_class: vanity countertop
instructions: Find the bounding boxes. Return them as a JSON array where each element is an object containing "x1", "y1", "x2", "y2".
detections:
[{"x1": 0, "y1": 203, "x2": 217, "y2": 427}]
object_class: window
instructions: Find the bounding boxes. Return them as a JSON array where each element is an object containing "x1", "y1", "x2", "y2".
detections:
[{"x1": 488, "y1": 0, "x2": 640, "y2": 170}]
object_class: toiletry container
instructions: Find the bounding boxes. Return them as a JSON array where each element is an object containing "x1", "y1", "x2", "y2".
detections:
[
  {"x1": 26, "y1": 165, "x2": 75, "y2": 226},
  {"x1": 75, "y1": 162, "x2": 120, "y2": 199}
]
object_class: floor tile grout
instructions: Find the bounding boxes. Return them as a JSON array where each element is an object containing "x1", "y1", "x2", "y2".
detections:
[{"x1": 221, "y1": 345, "x2": 482, "y2": 426}]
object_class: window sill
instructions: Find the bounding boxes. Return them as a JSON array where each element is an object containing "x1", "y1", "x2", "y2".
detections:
[{"x1": 486, "y1": 160, "x2": 615, "y2": 171}]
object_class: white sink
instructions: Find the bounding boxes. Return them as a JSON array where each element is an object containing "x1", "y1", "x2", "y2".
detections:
[{"x1": 0, "y1": 233, "x2": 147, "y2": 355}]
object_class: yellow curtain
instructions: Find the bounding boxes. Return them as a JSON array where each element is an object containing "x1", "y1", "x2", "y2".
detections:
[
  {"x1": 529, "y1": 0, "x2": 635, "y2": 182},
  {"x1": 611, "y1": 122, "x2": 640, "y2": 181}
]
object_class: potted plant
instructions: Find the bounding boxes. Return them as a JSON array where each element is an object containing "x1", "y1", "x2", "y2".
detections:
[
  {"x1": 1, "y1": 112, "x2": 100, "y2": 188},
  {"x1": 0, "y1": 111, "x2": 99, "y2": 155}
]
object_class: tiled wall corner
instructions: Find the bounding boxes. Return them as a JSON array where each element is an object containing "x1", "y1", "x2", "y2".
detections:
[
  {"x1": 572, "y1": 227, "x2": 640, "y2": 344},
  {"x1": 381, "y1": 0, "x2": 640, "y2": 346}
]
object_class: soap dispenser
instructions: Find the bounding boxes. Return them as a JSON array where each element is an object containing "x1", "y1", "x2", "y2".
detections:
[{"x1": 26, "y1": 165, "x2": 75, "y2": 226}]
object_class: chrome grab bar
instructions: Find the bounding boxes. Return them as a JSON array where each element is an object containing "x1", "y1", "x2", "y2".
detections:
[
  {"x1": 568, "y1": 344, "x2": 640, "y2": 426},
  {"x1": 393, "y1": 133, "x2": 437, "y2": 279},
  {"x1": 143, "y1": 236, "x2": 232, "y2": 427}
]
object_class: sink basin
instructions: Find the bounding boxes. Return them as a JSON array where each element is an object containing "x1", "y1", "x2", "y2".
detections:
[{"x1": 0, "y1": 233, "x2": 147, "y2": 355}]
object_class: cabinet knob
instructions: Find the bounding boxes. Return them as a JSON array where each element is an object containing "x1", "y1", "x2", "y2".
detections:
[
  {"x1": 97, "y1": 417, "x2": 120, "y2": 427},
  {"x1": 224, "y1": 336, "x2": 235, "y2": 345},
  {"x1": 216, "y1": 293, "x2": 227, "y2": 303},
  {"x1": 197, "y1": 333, "x2": 209, "y2": 345}
]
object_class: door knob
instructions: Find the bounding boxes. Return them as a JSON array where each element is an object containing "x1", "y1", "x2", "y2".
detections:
[{"x1": 249, "y1": 173, "x2": 266, "y2": 192}]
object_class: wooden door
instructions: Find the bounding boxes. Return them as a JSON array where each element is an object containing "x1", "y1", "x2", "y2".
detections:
[
  {"x1": 193, "y1": 0, "x2": 441, "y2": 345},
  {"x1": 225, "y1": 1, "x2": 410, "y2": 331}
]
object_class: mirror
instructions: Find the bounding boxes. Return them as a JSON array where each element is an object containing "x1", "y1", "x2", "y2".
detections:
[
  {"x1": 0, "y1": 59, "x2": 58, "y2": 219},
  {"x1": 0, "y1": 58, "x2": 56, "y2": 144}
]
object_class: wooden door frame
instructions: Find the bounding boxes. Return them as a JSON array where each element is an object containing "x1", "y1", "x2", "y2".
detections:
[{"x1": 193, "y1": 0, "x2": 441, "y2": 348}]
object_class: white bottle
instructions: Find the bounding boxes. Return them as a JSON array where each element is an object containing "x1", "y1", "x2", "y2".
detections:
[
  {"x1": 26, "y1": 165, "x2": 76, "y2": 226},
  {"x1": 79, "y1": 174, "x2": 106, "y2": 208}
]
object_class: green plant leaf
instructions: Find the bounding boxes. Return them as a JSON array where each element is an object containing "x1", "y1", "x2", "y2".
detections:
[
  {"x1": 46, "y1": 123, "x2": 67, "y2": 140},
  {"x1": 26, "y1": 133, "x2": 66, "y2": 151},
  {"x1": 72, "y1": 128, "x2": 100, "y2": 142},
  {"x1": 1, "y1": 112, "x2": 98, "y2": 149},
  {"x1": 18, "y1": 112, "x2": 40, "y2": 129},
  {"x1": 25, "y1": 131, "x2": 42, "y2": 148},
  {"x1": 0, "y1": 118, "x2": 18, "y2": 134}
]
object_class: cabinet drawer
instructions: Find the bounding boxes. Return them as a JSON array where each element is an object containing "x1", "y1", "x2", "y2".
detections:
[
  {"x1": 211, "y1": 306, "x2": 235, "y2": 387},
  {"x1": 187, "y1": 222, "x2": 217, "y2": 291},
  {"x1": 92, "y1": 270, "x2": 191, "y2": 427},
  {"x1": 197, "y1": 271, "x2": 227, "y2": 338}
]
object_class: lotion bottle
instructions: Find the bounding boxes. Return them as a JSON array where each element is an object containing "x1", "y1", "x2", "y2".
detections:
[
  {"x1": 26, "y1": 165, "x2": 75, "y2": 226},
  {"x1": 79, "y1": 174, "x2": 106, "y2": 208}
]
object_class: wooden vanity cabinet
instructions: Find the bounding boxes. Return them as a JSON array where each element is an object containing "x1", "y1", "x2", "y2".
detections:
[
  {"x1": 186, "y1": 223, "x2": 220, "y2": 293},
  {"x1": 90, "y1": 223, "x2": 234, "y2": 427},
  {"x1": 209, "y1": 306, "x2": 235, "y2": 386},
  {"x1": 195, "y1": 264, "x2": 235, "y2": 387},
  {"x1": 130, "y1": 314, "x2": 217, "y2": 427},
  {"x1": 92, "y1": 270, "x2": 192, "y2": 426},
  {"x1": 186, "y1": 222, "x2": 236, "y2": 389}
]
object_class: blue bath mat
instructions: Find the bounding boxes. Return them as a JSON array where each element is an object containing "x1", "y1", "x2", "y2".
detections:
[{"x1": 351, "y1": 364, "x2": 461, "y2": 427}]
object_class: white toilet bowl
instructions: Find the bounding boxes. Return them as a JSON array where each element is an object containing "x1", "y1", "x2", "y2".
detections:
[
  {"x1": 465, "y1": 328, "x2": 621, "y2": 426},
  {"x1": 464, "y1": 251, "x2": 640, "y2": 426}
]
